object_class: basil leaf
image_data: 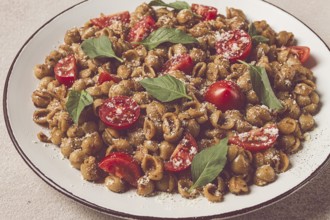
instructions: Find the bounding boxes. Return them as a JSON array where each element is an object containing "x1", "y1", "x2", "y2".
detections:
[
  {"x1": 149, "y1": 0, "x2": 190, "y2": 10},
  {"x1": 149, "y1": 0, "x2": 168, "y2": 7},
  {"x1": 191, "y1": 138, "x2": 229, "y2": 190},
  {"x1": 248, "y1": 23, "x2": 258, "y2": 36},
  {"x1": 252, "y1": 35, "x2": 269, "y2": 43},
  {"x1": 248, "y1": 23, "x2": 269, "y2": 44},
  {"x1": 168, "y1": 1, "x2": 190, "y2": 10},
  {"x1": 139, "y1": 75, "x2": 192, "y2": 102},
  {"x1": 66, "y1": 90, "x2": 93, "y2": 124},
  {"x1": 239, "y1": 61, "x2": 283, "y2": 110},
  {"x1": 81, "y1": 36, "x2": 123, "y2": 62},
  {"x1": 137, "y1": 27, "x2": 198, "y2": 50}
]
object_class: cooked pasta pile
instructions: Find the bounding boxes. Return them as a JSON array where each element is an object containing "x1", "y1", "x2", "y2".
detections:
[{"x1": 31, "y1": 1, "x2": 319, "y2": 202}]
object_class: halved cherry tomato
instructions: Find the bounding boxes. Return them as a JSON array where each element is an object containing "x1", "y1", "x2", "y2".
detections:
[
  {"x1": 98, "y1": 152, "x2": 142, "y2": 187},
  {"x1": 54, "y1": 54, "x2": 77, "y2": 87},
  {"x1": 127, "y1": 15, "x2": 156, "y2": 43},
  {"x1": 163, "y1": 54, "x2": 194, "y2": 74},
  {"x1": 204, "y1": 80, "x2": 245, "y2": 112},
  {"x1": 164, "y1": 133, "x2": 198, "y2": 172},
  {"x1": 229, "y1": 124, "x2": 279, "y2": 152},
  {"x1": 98, "y1": 71, "x2": 121, "y2": 85},
  {"x1": 215, "y1": 29, "x2": 252, "y2": 62},
  {"x1": 288, "y1": 46, "x2": 310, "y2": 63},
  {"x1": 99, "y1": 96, "x2": 140, "y2": 130},
  {"x1": 191, "y1": 4, "x2": 218, "y2": 21},
  {"x1": 90, "y1": 11, "x2": 130, "y2": 29}
]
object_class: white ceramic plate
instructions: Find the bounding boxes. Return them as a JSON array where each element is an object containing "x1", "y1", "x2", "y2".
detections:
[{"x1": 4, "y1": 0, "x2": 330, "y2": 219}]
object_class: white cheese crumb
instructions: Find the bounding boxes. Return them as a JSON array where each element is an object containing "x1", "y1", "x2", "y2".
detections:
[
  {"x1": 137, "y1": 175, "x2": 150, "y2": 185},
  {"x1": 263, "y1": 127, "x2": 279, "y2": 136}
]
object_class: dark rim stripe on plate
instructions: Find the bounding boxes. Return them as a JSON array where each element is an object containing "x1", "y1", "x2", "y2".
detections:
[{"x1": 3, "y1": 0, "x2": 330, "y2": 219}]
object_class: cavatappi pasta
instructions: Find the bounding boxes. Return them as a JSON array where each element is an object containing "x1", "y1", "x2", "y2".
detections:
[{"x1": 31, "y1": 2, "x2": 319, "y2": 202}]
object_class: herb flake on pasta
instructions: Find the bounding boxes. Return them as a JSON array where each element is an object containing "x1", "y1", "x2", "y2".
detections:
[
  {"x1": 81, "y1": 36, "x2": 123, "y2": 62},
  {"x1": 191, "y1": 138, "x2": 229, "y2": 190},
  {"x1": 248, "y1": 23, "x2": 269, "y2": 44},
  {"x1": 136, "y1": 27, "x2": 198, "y2": 50},
  {"x1": 139, "y1": 75, "x2": 192, "y2": 102},
  {"x1": 240, "y1": 61, "x2": 283, "y2": 110},
  {"x1": 148, "y1": 0, "x2": 190, "y2": 10},
  {"x1": 66, "y1": 90, "x2": 93, "y2": 124}
]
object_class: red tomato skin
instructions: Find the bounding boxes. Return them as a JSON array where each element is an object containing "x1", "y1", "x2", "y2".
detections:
[
  {"x1": 54, "y1": 54, "x2": 77, "y2": 87},
  {"x1": 91, "y1": 11, "x2": 130, "y2": 28},
  {"x1": 288, "y1": 46, "x2": 310, "y2": 63},
  {"x1": 98, "y1": 152, "x2": 142, "y2": 187},
  {"x1": 191, "y1": 4, "x2": 218, "y2": 21},
  {"x1": 98, "y1": 96, "x2": 140, "y2": 130},
  {"x1": 229, "y1": 124, "x2": 279, "y2": 152},
  {"x1": 215, "y1": 30, "x2": 252, "y2": 62},
  {"x1": 204, "y1": 80, "x2": 245, "y2": 112},
  {"x1": 98, "y1": 71, "x2": 121, "y2": 84},
  {"x1": 127, "y1": 16, "x2": 156, "y2": 43},
  {"x1": 163, "y1": 54, "x2": 194, "y2": 74},
  {"x1": 164, "y1": 133, "x2": 198, "y2": 172}
]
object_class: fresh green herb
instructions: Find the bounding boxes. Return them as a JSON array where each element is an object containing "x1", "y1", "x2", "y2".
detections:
[
  {"x1": 148, "y1": 0, "x2": 201, "y2": 19},
  {"x1": 81, "y1": 36, "x2": 123, "y2": 62},
  {"x1": 149, "y1": 0, "x2": 190, "y2": 10},
  {"x1": 252, "y1": 35, "x2": 269, "y2": 43},
  {"x1": 190, "y1": 138, "x2": 229, "y2": 190},
  {"x1": 248, "y1": 22, "x2": 258, "y2": 36},
  {"x1": 136, "y1": 27, "x2": 198, "y2": 50},
  {"x1": 239, "y1": 60, "x2": 283, "y2": 110},
  {"x1": 139, "y1": 75, "x2": 192, "y2": 102},
  {"x1": 248, "y1": 23, "x2": 269, "y2": 44},
  {"x1": 66, "y1": 90, "x2": 93, "y2": 124}
]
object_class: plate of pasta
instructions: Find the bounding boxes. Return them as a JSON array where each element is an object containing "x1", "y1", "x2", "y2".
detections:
[{"x1": 4, "y1": 0, "x2": 330, "y2": 219}]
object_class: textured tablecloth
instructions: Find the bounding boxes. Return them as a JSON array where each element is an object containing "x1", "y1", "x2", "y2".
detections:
[{"x1": 1, "y1": 0, "x2": 329, "y2": 219}]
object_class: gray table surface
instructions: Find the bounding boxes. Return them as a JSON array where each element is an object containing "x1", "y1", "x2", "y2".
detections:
[{"x1": 1, "y1": 0, "x2": 329, "y2": 219}]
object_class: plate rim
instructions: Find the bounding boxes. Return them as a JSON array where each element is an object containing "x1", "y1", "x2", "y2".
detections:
[{"x1": 3, "y1": 0, "x2": 330, "y2": 219}]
